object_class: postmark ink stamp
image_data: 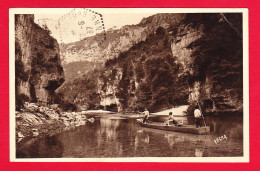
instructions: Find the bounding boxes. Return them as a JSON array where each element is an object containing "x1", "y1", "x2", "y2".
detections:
[{"x1": 57, "y1": 8, "x2": 106, "y2": 46}]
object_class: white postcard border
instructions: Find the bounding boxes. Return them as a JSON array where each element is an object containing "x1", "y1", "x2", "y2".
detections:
[{"x1": 9, "y1": 8, "x2": 249, "y2": 162}]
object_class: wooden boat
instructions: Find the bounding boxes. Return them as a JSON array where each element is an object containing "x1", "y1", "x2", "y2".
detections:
[{"x1": 136, "y1": 119, "x2": 210, "y2": 135}]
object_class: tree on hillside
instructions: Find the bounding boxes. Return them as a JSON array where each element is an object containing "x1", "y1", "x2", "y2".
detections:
[{"x1": 42, "y1": 23, "x2": 52, "y2": 35}]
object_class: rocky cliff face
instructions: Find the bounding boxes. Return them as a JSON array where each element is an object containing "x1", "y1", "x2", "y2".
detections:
[
  {"x1": 60, "y1": 14, "x2": 185, "y2": 80},
  {"x1": 174, "y1": 13, "x2": 243, "y2": 113},
  {"x1": 58, "y1": 13, "x2": 243, "y2": 114},
  {"x1": 97, "y1": 14, "x2": 243, "y2": 113},
  {"x1": 15, "y1": 14, "x2": 65, "y2": 108}
]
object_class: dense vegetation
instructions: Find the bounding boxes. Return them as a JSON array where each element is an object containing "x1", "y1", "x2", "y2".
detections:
[
  {"x1": 183, "y1": 13, "x2": 243, "y2": 112},
  {"x1": 62, "y1": 61, "x2": 102, "y2": 80},
  {"x1": 57, "y1": 13, "x2": 243, "y2": 113},
  {"x1": 103, "y1": 27, "x2": 190, "y2": 112},
  {"x1": 56, "y1": 68, "x2": 103, "y2": 111},
  {"x1": 58, "y1": 26, "x2": 190, "y2": 112}
]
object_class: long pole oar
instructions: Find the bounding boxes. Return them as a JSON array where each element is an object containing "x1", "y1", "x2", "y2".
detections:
[{"x1": 197, "y1": 101, "x2": 206, "y2": 127}]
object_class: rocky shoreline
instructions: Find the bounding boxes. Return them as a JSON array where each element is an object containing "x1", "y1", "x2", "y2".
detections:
[
  {"x1": 16, "y1": 102, "x2": 149, "y2": 144},
  {"x1": 16, "y1": 102, "x2": 91, "y2": 143}
]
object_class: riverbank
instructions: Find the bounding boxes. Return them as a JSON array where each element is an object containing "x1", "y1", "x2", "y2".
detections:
[
  {"x1": 16, "y1": 104, "x2": 189, "y2": 143},
  {"x1": 16, "y1": 103, "x2": 89, "y2": 143},
  {"x1": 17, "y1": 113, "x2": 243, "y2": 158}
]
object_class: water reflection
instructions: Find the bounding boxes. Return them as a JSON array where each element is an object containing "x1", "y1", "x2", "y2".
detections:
[
  {"x1": 17, "y1": 135, "x2": 63, "y2": 158},
  {"x1": 195, "y1": 148, "x2": 203, "y2": 157},
  {"x1": 98, "y1": 118, "x2": 120, "y2": 141},
  {"x1": 134, "y1": 130, "x2": 150, "y2": 151},
  {"x1": 96, "y1": 118, "x2": 124, "y2": 156},
  {"x1": 164, "y1": 134, "x2": 185, "y2": 149},
  {"x1": 16, "y1": 115, "x2": 243, "y2": 158},
  {"x1": 206, "y1": 117, "x2": 243, "y2": 139}
]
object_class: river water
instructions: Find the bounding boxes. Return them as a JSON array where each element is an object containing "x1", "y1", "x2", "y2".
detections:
[{"x1": 16, "y1": 115, "x2": 243, "y2": 158}]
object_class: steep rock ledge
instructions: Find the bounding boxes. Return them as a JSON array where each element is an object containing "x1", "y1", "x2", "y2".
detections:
[
  {"x1": 172, "y1": 14, "x2": 243, "y2": 113},
  {"x1": 15, "y1": 14, "x2": 65, "y2": 108}
]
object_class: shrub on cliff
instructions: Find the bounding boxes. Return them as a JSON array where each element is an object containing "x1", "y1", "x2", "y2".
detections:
[
  {"x1": 59, "y1": 101, "x2": 77, "y2": 112},
  {"x1": 16, "y1": 94, "x2": 30, "y2": 111},
  {"x1": 156, "y1": 26, "x2": 166, "y2": 36}
]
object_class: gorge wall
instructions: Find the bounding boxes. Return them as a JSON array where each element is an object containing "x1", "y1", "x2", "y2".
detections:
[
  {"x1": 15, "y1": 14, "x2": 65, "y2": 108},
  {"x1": 59, "y1": 14, "x2": 185, "y2": 80},
  {"x1": 58, "y1": 13, "x2": 243, "y2": 114},
  {"x1": 177, "y1": 14, "x2": 243, "y2": 113}
]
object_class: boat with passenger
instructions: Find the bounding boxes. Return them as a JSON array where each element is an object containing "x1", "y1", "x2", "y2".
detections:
[{"x1": 136, "y1": 119, "x2": 210, "y2": 135}]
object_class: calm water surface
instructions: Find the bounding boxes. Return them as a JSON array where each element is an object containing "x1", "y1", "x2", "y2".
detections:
[{"x1": 16, "y1": 115, "x2": 243, "y2": 158}]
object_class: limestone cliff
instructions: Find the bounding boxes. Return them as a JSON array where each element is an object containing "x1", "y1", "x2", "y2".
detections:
[
  {"x1": 98, "y1": 13, "x2": 243, "y2": 113},
  {"x1": 60, "y1": 14, "x2": 185, "y2": 80},
  {"x1": 172, "y1": 13, "x2": 243, "y2": 113},
  {"x1": 15, "y1": 14, "x2": 65, "y2": 108},
  {"x1": 58, "y1": 13, "x2": 243, "y2": 114}
]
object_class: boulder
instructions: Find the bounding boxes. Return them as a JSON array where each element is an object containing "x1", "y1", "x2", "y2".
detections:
[
  {"x1": 17, "y1": 132, "x2": 24, "y2": 138},
  {"x1": 32, "y1": 128, "x2": 39, "y2": 137}
]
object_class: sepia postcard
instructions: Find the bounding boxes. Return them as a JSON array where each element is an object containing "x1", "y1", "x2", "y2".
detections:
[{"x1": 9, "y1": 8, "x2": 249, "y2": 162}]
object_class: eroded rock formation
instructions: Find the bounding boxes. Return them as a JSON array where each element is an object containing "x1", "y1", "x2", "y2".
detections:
[{"x1": 15, "y1": 14, "x2": 65, "y2": 107}]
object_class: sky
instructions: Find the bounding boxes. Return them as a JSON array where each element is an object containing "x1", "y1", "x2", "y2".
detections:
[{"x1": 34, "y1": 8, "x2": 155, "y2": 43}]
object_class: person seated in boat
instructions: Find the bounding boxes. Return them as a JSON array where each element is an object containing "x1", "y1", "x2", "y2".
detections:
[
  {"x1": 143, "y1": 108, "x2": 150, "y2": 123},
  {"x1": 177, "y1": 119, "x2": 183, "y2": 127},
  {"x1": 194, "y1": 105, "x2": 202, "y2": 128},
  {"x1": 166, "y1": 112, "x2": 178, "y2": 125}
]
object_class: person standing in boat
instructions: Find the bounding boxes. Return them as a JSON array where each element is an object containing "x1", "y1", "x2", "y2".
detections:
[
  {"x1": 143, "y1": 108, "x2": 150, "y2": 123},
  {"x1": 194, "y1": 105, "x2": 202, "y2": 128}
]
